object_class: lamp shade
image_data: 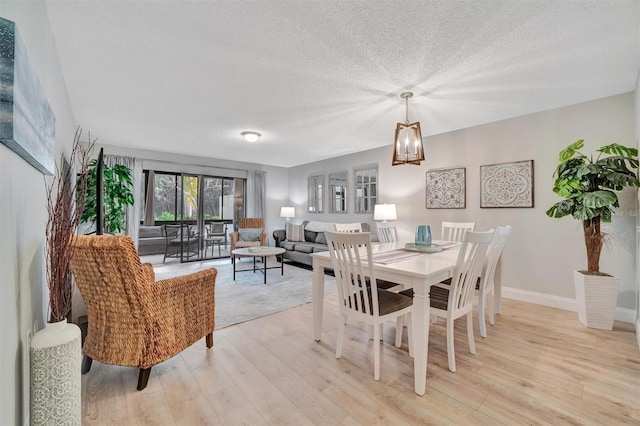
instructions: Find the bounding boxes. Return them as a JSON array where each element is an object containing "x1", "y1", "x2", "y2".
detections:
[
  {"x1": 373, "y1": 204, "x2": 397, "y2": 221},
  {"x1": 280, "y1": 206, "x2": 295, "y2": 218}
]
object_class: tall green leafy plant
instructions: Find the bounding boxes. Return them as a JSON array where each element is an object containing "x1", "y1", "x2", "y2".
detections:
[
  {"x1": 546, "y1": 139, "x2": 639, "y2": 274},
  {"x1": 81, "y1": 160, "x2": 134, "y2": 234}
]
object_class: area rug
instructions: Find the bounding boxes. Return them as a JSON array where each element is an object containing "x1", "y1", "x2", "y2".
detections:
[{"x1": 152, "y1": 258, "x2": 337, "y2": 329}]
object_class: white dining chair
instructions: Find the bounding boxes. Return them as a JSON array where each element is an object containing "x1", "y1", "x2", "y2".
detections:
[
  {"x1": 441, "y1": 221, "x2": 476, "y2": 242},
  {"x1": 335, "y1": 221, "x2": 401, "y2": 291},
  {"x1": 376, "y1": 222, "x2": 399, "y2": 243},
  {"x1": 477, "y1": 225, "x2": 511, "y2": 338},
  {"x1": 324, "y1": 231, "x2": 413, "y2": 381},
  {"x1": 399, "y1": 229, "x2": 493, "y2": 372},
  {"x1": 332, "y1": 223, "x2": 362, "y2": 233}
]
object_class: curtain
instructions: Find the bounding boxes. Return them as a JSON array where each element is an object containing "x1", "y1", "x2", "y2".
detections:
[
  {"x1": 144, "y1": 170, "x2": 155, "y2": 225},
  {"x1": 247, "y1": 170, "x2": 266, "y2": 219},
  {"x1": 104, "y1": 155, "x2": 142, "y2": 247}
]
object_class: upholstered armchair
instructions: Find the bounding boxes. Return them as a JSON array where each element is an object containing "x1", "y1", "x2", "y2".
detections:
[
  {"x1": 69, "y1": 235, "x2": 216, "y2": 390},
  {"x1": 230, "y1": 218, "x2": 267, "y2": 257}
]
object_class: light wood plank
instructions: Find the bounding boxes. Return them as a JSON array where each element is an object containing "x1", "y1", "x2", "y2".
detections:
[{"x1": 80, "y1": 289, "x2": 640, "y2": 425}]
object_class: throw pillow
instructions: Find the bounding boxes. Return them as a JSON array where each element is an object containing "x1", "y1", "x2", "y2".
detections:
[
  {"x1": 239, "y1": 228, "x2": 263, "y2": 241},
  {"x1": 304, "y1": 230, "x2": 317, "y2": 243},
  {"x1": 286, "y1": 223, "x2": 305, "y2": 242},
  {"x1": 315, "y1": 232, "x2": 327, "y2": 245}
]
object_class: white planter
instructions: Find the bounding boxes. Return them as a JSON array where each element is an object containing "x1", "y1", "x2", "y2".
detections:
[
  {"x1": 573, "y1": 270, "x2": 619, "y2": 330},
  {"x1": 30, "y1": 320, "x2": 81, "y2": 426}
]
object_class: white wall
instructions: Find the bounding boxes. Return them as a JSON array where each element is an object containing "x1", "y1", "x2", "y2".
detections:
[
  {"x1": 288, "y1": 93, "x2": 637, "y2": 314},
  {"x1": 1, "y1": 1, "x2": 78, "y2": 424}
]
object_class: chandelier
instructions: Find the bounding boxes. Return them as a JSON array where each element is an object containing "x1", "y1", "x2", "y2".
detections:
[{"x1": 392, "y1": 92, "x2": 425, "y2": 166}]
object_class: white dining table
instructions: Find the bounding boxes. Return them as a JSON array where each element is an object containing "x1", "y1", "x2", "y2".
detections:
[{"x1": 311, "y1": 240, "x2": 466, "y2": 396}]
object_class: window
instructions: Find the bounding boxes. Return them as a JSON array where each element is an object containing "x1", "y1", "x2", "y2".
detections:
[
  {"x1": 180, "y1": 174, "x2": 199, "y2": 221},
  {"x1": 153, "y1": 172, "x2": 179, "y2": 221},
  {"x1": 354, "y1": 165, "x2": 377, "y2": 213},
  {"x1": 308, "y1": 175, "x2": 324, "y2": 213},
  {"x1": 145, "y1": 171, "x2": 238, "y2": 224},
  {"x1": 202, "y1": 177, "x2": 234, "y2": 221},
  {"x1": 328, "y1": 171, "x2": 347, "y2": 213}
]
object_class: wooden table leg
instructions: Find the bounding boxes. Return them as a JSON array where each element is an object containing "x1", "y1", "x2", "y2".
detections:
[{"x1": 412, "y1": 280, "x2": 430, "y2": 396}]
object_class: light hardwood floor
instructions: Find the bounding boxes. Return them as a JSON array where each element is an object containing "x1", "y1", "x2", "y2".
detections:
[{"x1": 81, "y1": 295, "x2": 640, "y2": 425}]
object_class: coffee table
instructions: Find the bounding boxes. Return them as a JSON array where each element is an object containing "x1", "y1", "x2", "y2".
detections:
[{"x1": 232, "y1": 247, "x2": 286, "y2": 284}]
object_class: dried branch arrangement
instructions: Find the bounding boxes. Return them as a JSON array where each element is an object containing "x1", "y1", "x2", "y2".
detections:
[{"x1": 45, "y1": 127, "x2": 95, "y2": 322}]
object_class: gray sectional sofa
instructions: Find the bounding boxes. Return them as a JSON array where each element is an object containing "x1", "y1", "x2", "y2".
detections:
[
  {"x1": 272, "y1": 220, "x2": 370, "y2": 267},
  {"x1": 138, "y1": 225, "x2": 165, "y2": 255}
]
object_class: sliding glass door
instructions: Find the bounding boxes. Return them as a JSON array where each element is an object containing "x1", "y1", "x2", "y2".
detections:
[{"x1": 144, "y1": 171, "x2": 244, "y2": 262}]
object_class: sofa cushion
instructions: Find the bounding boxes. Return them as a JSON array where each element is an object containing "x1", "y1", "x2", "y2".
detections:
[
  {"x1": 239, "y1": 228, "x2": 263, "y2": 241},
  {"x1": 281, "y1": 241, "x2": 297, "y2": 251},
  {"x1": 315, "y1": 232, "x2": 327, "y2": 245},
  {"x1": 138, "y1": 237, "x2": 164, "y2": 247},
  {"x1": 296, "y1": 243, "x2": 328, "y2": 253},
  {"x1": 139, "y1": 226, "x2": 163, "y2": 238},
  {"x1": 286, "y1": 223, "x2": 305, "y2": 242},
  {"x1": 235, "y1": 240, "x2": 261, "y2": 249}
]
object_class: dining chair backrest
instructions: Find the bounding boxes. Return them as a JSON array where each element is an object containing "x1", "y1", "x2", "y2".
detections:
[
  {"x1": 481, "y1": 225, "x2": 511, "y2": 293},
  {"x1": 441, "y1": 221, "x2": 476, "y2": 242},
  {"x1": 207, "y1": 222, "x2": 226, "y2": 236},
  {"x1": 449, "y1": 229, "x2": 494, "y2": 312},
  {"x1": 325, "y1": 231, "x2": 379, "y2": 318},
  {"x1": 163, "y1": 223, "x2": 191, "y2": 239},
  {"x1": 376, "y1": 222, "x2": 399, "y2": 243},
  {"x1": 333, "y1": 223, "x2": 363, "y2": 233}
]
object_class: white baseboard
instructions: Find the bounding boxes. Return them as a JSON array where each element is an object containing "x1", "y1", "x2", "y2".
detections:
[{"x1": 502, "y1": 286, "x2": 637, "y2": 324}]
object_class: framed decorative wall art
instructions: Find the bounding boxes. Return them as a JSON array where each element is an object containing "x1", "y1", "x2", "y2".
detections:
[
  {"x1": 0, "y1": 18, "x2": 55, "y2": 175},
  {"x1": 480, "y1": 160, "x2": 534, "y2": 208},
  {"x1": 425, "y1": 167, "x2": 466, "y2": 209}
]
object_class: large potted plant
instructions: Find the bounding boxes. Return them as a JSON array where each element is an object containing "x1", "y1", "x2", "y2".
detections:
[
  {"x1": 80, "y1": 153, "x2": 134, "y2": 234},
  {"x1": 546, "y1": 139, "x2": 639, "y2": 330}
]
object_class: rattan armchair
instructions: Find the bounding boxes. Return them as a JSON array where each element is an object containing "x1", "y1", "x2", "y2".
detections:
[
  {"x1": 230, "y1": 218, "x2": 267, "y2": 255},
  {"x1": 69, "y1": 235, "x2": 216, "y2": 390}
]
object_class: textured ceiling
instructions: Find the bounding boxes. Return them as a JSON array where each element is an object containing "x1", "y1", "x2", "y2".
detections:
[{"x1": 44, "y1": 0, "x2": 639, "y2": 168}]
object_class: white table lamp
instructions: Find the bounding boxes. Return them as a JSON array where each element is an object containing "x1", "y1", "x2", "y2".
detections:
[
  {"x1": 280, "y1": 206, "x2": 295, "y2": 227},
  {"x1": 373, "y1": 204, "x2": 397, "y2": 222}
]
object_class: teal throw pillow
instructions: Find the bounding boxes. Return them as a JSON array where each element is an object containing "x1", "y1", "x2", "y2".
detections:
[{"x1": 239, "y1": 228, "x2": 263, "y2": 241}]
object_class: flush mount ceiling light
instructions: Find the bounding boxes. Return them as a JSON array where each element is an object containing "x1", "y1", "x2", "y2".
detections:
[
  {"x1": 241, "y1": 131, "x2": 261, "y2": 143},
  {"x1": 392, "y1": 92, "x2": 425, "y2": 166}
]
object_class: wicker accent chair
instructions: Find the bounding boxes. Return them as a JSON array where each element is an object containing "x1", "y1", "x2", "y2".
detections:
[
  {"x1": 230, "y1": 218, "x2": 267, "y2": 261},
  {"x1": 69, "y1": 235, "x2": 216, "y2": 391}
]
